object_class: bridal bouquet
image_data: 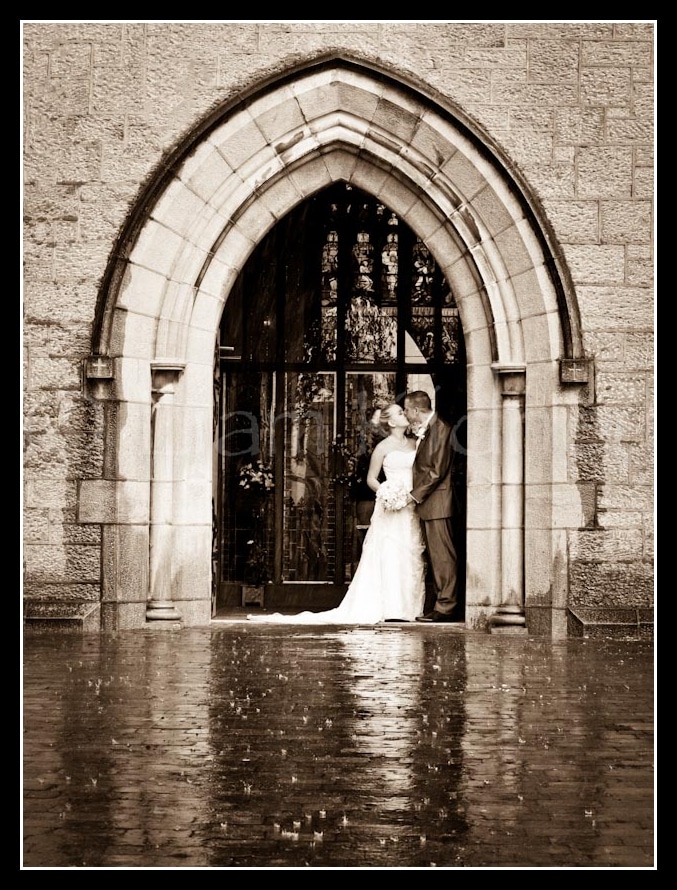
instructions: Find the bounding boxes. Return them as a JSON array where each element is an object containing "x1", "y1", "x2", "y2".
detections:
[{"x1": 376, "y1": 479, "x2": 410, "y2": 512}]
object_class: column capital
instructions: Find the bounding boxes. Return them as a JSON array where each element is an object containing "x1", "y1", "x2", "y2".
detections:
[
  {"x1": 151, "y1": 361, "x2": 185, "y2": 395},
  {"x1": 491, "y1": 362, "x2": 526, "y2": 395}
]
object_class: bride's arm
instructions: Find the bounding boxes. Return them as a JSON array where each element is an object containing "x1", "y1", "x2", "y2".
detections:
[{"x1": 366, "y1": 443, "x2": 387, "y2": 493}]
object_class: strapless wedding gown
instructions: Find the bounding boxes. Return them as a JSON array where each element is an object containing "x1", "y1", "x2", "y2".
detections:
[{"x1": 247, "y1": 449, "x2": 426, "y2": 624}]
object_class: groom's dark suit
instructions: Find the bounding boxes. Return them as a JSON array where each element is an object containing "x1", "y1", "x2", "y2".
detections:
[{"x1": 410, "y1": 413, "x2": 458, "y2": 617}]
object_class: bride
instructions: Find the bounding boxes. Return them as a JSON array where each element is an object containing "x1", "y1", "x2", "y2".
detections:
[{"x1": 247, "y1": 403, "x2": 426, "y2": 624}]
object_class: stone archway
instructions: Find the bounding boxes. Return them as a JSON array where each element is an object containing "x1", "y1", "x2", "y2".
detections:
[{"x1": 82, "y1": 56, "x2": 587, "y2": 636}]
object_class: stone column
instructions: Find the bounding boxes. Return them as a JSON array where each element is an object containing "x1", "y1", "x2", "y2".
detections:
[
  {"x1": 146, "y1": 362, "x2": 185, "y2": 622},
  {"x1": 489, "y1": 364, "x2": 527, "y2": 634}
]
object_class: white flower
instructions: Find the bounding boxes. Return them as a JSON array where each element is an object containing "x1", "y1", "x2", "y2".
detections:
[
  {"x1": 376, "y1": 479, "x2": 410, "y2": 511},
  {"x1": 238, "y1": 460, "x2": 274, "y2": 491}
]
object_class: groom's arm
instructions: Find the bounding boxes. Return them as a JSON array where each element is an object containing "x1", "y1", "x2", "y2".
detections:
[{"x1": 410, "y1": 422, "x2": 453, "y2": 505}]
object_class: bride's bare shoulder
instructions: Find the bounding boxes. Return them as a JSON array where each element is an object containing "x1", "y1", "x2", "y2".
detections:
[{"x1": 374, "y1": 436, "x2": 398, "y2": 455}]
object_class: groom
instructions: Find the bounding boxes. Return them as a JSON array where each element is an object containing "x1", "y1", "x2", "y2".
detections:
[{"x1": 403, "y1": 391, "x2": 461, "y2": 623}]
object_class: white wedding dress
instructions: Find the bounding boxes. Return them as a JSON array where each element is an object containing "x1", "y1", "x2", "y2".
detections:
[{"x1": 247, "y1": 449, "x2": 426, "y2": 624}]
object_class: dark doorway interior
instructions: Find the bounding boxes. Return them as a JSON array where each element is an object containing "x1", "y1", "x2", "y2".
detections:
[{"x1": 213, "y1": 182, "x2": 466, "y2": 614}]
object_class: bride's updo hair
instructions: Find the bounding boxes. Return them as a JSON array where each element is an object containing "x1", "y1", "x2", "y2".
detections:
[{"x1": 371, "y1": 403, "x2": 401, "y2": 436}]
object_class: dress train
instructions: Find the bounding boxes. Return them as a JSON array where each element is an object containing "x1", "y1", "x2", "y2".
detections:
[{"x1": 247, "y1": 450, "x2": 425, "y2": 624}]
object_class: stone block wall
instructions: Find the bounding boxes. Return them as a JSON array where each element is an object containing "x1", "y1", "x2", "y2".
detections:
[{"x1": 22, "y1": 22, "x2": 655, "y2": 624}]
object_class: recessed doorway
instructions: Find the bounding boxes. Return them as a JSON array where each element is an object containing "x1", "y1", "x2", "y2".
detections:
[{"x1": 213, "y1": 182, "x2": 467, "y2": 614}]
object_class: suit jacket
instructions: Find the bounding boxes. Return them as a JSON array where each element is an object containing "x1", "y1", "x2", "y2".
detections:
[{"x1": 411, "y1": 413, "x2": 454, "y2": 521}]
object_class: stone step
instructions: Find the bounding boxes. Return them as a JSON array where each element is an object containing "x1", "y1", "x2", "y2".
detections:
[
  {"x1": 23, "y1": 601, "x2": 100, "y2": 632},
  {"x1": 567, "y1": 607, "x2": 653, "y2": 640}
]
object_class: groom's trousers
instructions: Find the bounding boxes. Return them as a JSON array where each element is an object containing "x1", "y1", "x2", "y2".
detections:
[{"x1": 421, "y1": 517, "x2": 458, "y2": 615}]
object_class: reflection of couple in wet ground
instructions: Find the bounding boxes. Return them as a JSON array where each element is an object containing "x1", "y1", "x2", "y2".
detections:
[{"x1": 248, "y1": 391, "x2": 461, "y2": 625}]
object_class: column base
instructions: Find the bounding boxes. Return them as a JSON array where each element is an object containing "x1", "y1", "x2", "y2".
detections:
[
  {"x1": 146, "y1": 601, "x2": 182, "y2": 621},
  {"x1": 487, "y1": 603, "x2": 528, "y2": 635}
]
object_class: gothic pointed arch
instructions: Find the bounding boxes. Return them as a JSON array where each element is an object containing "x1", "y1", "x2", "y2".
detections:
[
  {"x1": 93, "y1": 54, "x2": 583, "y2": 367},
  {"x1": 85, "y1": 55, "x2": 587, "y2": 636}
]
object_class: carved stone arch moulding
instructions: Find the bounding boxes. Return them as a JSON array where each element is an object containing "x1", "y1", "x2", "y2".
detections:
[{"x1": 85, "y1": 55, "x2": 587, "y2": 635}]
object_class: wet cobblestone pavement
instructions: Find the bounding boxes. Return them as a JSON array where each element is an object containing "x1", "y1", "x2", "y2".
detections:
[{"x1": 22, "y1": 624, "x2": 655, "y2": 869}]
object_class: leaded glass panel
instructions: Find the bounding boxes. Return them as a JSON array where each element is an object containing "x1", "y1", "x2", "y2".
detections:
[
  {"x1": 411, "y1": 239, "x2": 435, "y2": 305},
  {"x1": 346, "y1": 219, "x2": 398, "y2": 362},
  {"x1": 441, "y1": 309, "x2": 461, "y2": 363},
  {"x1": 219, "y1": 370, "x2": 275, "y2": 585},
  {"x1": 409, "y1": 307, "x2": 436, "y2": 360},
  {"x1": 282, "y1": 372, "x2": 336, "y2": 582}
]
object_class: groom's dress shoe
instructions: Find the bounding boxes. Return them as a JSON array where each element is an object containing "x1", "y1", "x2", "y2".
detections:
[{"x1": 416, "y1": 610, "x2": 461, "y2": 623}]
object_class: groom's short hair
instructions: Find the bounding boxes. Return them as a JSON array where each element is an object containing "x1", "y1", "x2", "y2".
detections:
[{"x1": 406, "y1": 390, "x2": 432, "y2": 411}]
